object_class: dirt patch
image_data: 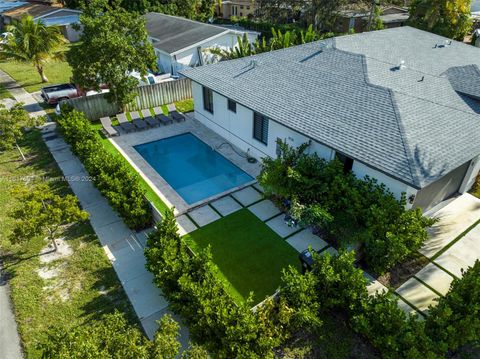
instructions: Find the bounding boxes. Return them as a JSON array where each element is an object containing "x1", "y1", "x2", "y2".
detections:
[
  {"x1": 377, "y1": 252, "x2": 430, "y2": 289},
  {"x1": 39, "y1": 237, "x2": 73, "y2": 264}
]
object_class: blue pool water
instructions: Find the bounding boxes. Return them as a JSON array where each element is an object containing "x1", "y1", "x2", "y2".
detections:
[{"x1": 134, "y1": 133, "x2": 254, "y2": 204}]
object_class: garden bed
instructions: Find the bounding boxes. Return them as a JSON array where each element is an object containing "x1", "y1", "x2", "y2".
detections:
[{"x1": 183, "y1": 209, "x2": 301, "y2": 304}]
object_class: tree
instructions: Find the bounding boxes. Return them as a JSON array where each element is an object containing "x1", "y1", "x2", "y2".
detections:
[
  {"x1": 39, "y1": 311, "x2": 206, "y2": 358},
  {"x1": 0, "y1": 103, "x2": 33, "y2": 160},
  {"x1": 307, "y1": 0, "x2": 347, "y2": 31},
  {"x1": 408, "y1": 0, "x2": 472, "y2": 40},
  {"x1": 1, "y1": 15, "x2": 66, "y2": 83},
  {"x1": 426, "y1": 260, "x2": 480, "y2": 354},
  {"x1": 67, "y1": 0, "x2": 157, "y2": 108},
  {"x1": 10, "y1": 184, "x2": 89, "y2": 251}
]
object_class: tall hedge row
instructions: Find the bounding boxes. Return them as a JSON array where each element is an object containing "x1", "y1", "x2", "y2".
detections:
[{"x1": 56, "y1": 108, "x2": 152, "y2": 230}]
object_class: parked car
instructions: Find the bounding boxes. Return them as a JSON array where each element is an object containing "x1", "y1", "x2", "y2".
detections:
[
  {"x1": 54, "y1": 88, "x2": 110, "y2": 115},
  {"x1": 41, "y1": 83, "x2": 80, "y2": 105}
]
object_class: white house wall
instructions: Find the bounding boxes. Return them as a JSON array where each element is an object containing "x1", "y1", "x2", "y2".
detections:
[
  {"x1": 459, "y1": 155, "x2": 480, "y2": 193},
  {"x1": 153, "y1": 32, "x2": 258, "y2": 75},
  {"x1": 192, "y1": 81, "x2": 416, "y2": 202}
]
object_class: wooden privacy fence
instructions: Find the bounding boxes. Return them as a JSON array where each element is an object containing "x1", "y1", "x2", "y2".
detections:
[{"x1": 65, "y1": 78, "x2": 193, "y2": 120}]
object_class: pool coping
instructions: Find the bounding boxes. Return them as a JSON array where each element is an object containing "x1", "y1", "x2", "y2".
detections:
[{"x1": 109, "y1": 116, "x2": 262, "y2": 216}]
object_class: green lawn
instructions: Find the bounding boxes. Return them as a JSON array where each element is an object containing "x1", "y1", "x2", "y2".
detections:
[
  {"x1": 0, "y1": 83, "x2": 13, "y2": 100},
  {"x1": 0, "y1": 43, "x2": 77, "y2": 93},
  {"x1": 184, "y1": 209, "x2": 302, "y2": 304},
  {"x1": 0, "y1": 130, "x2": 138, "y2": 358},
  {"x1": 90, "y1": 121, "x2": 169, "y2": 214},
  {"x1": 0, "y1": 60, "x2": 72, "y2": 93}
]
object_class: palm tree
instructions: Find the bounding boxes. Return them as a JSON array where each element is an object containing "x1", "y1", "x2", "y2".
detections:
[{"x1": 1, "y1": 15, "x2": 66, "y2": 83}]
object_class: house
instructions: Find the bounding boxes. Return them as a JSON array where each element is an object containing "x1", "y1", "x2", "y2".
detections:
[
  {"x1": 180, "y1": 27, "x2": 480, "y2": 211},
  {"x1": 2, "y1": 3, "x2": 82, "y2": 41},
  {"x1": 336, "y1": 6, "x2": 409, "y2": 33},
  {"x1": 216, "y1": 0, "x2": 256, "y2": 20},
  {"x1": 144, "y1": 12, "x2": 258, "y2": 77}
]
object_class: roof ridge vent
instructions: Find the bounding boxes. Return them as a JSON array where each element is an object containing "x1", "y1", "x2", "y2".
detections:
[{"x1": 399, "y1": 60, "x2": 406, "y2": 70}]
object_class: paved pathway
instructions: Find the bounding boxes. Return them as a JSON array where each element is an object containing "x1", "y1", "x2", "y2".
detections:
[
  {"x1": 0, "y1": 70, "x2": 46, "y2": 118},
  {"x1": 40, "y1": 125, "x2": 189, "y2": 345},
  {"x1": 395, "y1": 194, "x2": 480, "y2": 316},
  {"x1": 0, "y1": 262, "x2": 23, "y2": 359}
]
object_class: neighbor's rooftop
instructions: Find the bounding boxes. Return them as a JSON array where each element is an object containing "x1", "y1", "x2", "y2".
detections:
[
  {"x1": 181, "y1": 26, "x2": 480, "y2": 189},
  {"x1": 145, "y1": 12, "x2": 231, "y2": 55}
]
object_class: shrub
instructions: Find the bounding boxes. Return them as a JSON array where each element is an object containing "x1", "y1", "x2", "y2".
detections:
[
  {"x1": 426, "y1": 260, "x2": 480, "y2": 353},
  {"x1": 258, "y1": 139, "x2": 434, "y2": 273},
  {"x1": 145, "y1": 208, "x2": 284, "y2": 357},
  {"x1": 56, "y1": 108, "x2": 152, "y2": 229},
  {"x1": 352, "y1": 294, "x2": 438, "y2": 358}
]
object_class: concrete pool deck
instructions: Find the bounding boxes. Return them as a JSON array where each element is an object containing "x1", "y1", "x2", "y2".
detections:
[{"x1": 110, "y1": 113, "x2": 261, "y2": 215}]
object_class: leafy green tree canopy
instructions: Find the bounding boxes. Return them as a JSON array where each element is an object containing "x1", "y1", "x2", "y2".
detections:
[
  {"x1": 408, "y1": 0, "x2": 472, "y2": 40},
  {"x1": 10, "y1": 184, "x2": 89, "y2": 251},
  {"x1": 67, "y1": 0, "x2": 158, "y2": 108},
  {"x1": 0, "y1": 103, "x2": 34, "y2": 160},
  {"x1": 0, "y1": 15, "x2": 66, "y2": 83}
]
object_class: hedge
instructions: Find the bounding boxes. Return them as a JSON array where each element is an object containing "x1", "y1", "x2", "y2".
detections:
[{"x1": 56, "y1": 108, "x2": 152, "y2": 230}]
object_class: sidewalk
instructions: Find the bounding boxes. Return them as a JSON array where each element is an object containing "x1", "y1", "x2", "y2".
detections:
[
  {"x1": 40, "y1": 123, "x2": 189, "y2": 344},
  {"x1": 0, "y1": 69, "x2": 189, "y2": 346},
  {"x1": 0, "y1": 70, "x2": 46, "y2": 118}
]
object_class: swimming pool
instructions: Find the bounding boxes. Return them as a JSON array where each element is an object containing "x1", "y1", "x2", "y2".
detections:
[{"x1": 134, "y1": 133, "x2": 254, "y2": 204}]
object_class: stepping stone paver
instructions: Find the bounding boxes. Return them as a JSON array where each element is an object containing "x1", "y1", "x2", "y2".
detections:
[
  {"x1": 364, "y1": 272, "x2": 388, "y2": 296},
  {"x1": 253, "y1": 183, "x2": 264, "y2": 193},
  {"x1": 210, "y1": 196, "x2": 242, "y2": 216},
  {"x1": 433, "y1": 251, "x2": 471, "y2": 278},
  {"x1": 59, "y1": 159, "x2": 85, "y2": 176},
  {"x1": 188, "y1": 205, "x2": 221, "y2": 227},
  {"x1": 265, "y1": 214, "x2": 301, "y2": 238},
  {"x1": 320, "y1": 246, "x2": 338, "y2": 256},
  {"x1": 248, "y1": 199, "x2": 281, "y2": 221},
  {"x1": 396, "y1": 277, "x2": 440, "y2": 314},
  {"x1": 415, "y1": 262, "x2": 455, "y2": 296},
  {"x1": 85, "y1": 201, "x2": 123, "y2": 228},
  {"x1": 397, "y1": 297, "x2": 419, "y2": 317},
  {"x1": 419, "y1": 194, "x2": 480, "y2": 258},
  {"x1": 141, "y1": 308, "x2": 191, "y2": 349},
  {"x1": 286, "y1": 228, "x2": 328, "y2": 253},
  {"x1": 232, "y1": 186, "x2": 262, "y2": 206},
  {"x1": 176, "y1": 214, "x2": 197, "y2": 236}
]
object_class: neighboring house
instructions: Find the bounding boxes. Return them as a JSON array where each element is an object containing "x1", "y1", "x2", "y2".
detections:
[
  {"x1": 336, "y1": 6, "x2": 409, "y2": 33},
  {"x1": 144, "y1": 12, "x2": 258, "y2": 77},
  {"x1": 2, "y1": 3, "x2": 82, "y2": 41},
  {"x1": 216, "y1": 0, "x2": 256, "y2": 19},
  {"x1": 181, "y1": 27, "x2": 480, "y2": 211}
]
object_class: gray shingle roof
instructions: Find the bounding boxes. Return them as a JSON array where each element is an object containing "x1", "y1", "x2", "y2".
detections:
[
  {"x1": 180, "y1": 27, "x2": 480, "y2": 189},
  {"x1": 144, "y1": 12, "x2": 229, "y2": 54}
]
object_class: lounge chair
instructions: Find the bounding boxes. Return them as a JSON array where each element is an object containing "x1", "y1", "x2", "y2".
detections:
[
  {"x1": 130, "y1": 111, "x2": 147, "y2": 131},
  {"x1": 167, "y1": 103, "x2": 185, "y2": 122},
  {"x1": 153, "y1": 106, "x2": 173, "y2": 125},
  {"x1": 100, "y1": 117, "x2": 119, "y2": 137},
  {"x1": 141, "y1": 109, "x2": 160, "y2": 127},
  {"x1": 116, "y1": 113, "x2": 136, "y2": 133}
]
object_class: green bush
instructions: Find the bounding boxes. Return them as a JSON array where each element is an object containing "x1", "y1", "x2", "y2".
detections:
[
  {"x1": 258, "y1": 139, "x2": 434, "y2": 273},
  {"x1": 145, "y1": 209, "x2": 290, "y2": 357},
  {"x1": 352, "y1": 294, "x2": 438, "y2": 358},
  {"x1": 426, "y1": 260, "x2": 480, "y2": 353},
  {"x1": 57, "y1": 108, "x2": 152, "y2": 229},
  {"x1": 39, "y1": 311, "x2": 206, "y2": 359}
]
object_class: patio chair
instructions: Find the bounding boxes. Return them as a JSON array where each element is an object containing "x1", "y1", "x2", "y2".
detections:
[
  {"x1": 99, "y1": 117, "x2": 119, "y2": 137},
  {"x1": 167, "y1": 103, "x2": 185, "y2": 122},
  {"x1": 130, "y1": 111, "x2": 147, "y2": 131},
  {"x1": 141, "y1": 109, "x2": 161, "y2": 127},
  {"x1": 153, "y1": 106, "x2": 173, "y2": 125},
  {"x1": 116, "y1": 113, "x2": 136, "y2": 133}
]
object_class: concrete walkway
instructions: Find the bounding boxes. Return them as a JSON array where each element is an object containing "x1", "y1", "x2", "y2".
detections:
[
  {"x1": 40, "y1": 125, "x2": 189, "y2": 345},
  {"x1": 0, "y1": 70, "x2": 46, "y2": 118},
  {"x1": 395, "y1": 194, "x2": 480, "y2": 316},
  {"x1": 0, "y1": 262, "x2": 23, "y2": 359}
]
